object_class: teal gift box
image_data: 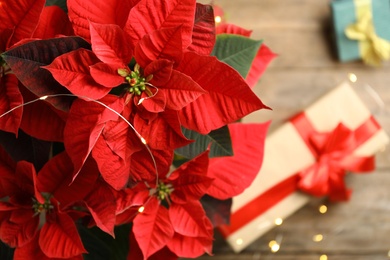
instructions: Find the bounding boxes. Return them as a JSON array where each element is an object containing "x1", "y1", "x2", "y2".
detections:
[{"x1": 331, "y1": 0, "x2": 390, "y2": 63}]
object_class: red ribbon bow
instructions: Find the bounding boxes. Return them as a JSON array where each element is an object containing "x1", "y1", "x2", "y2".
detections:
[{"x1": 291, "y1": 113, "x2": 379, "y2": 201}]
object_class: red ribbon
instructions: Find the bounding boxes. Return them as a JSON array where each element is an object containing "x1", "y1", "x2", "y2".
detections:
[
  {"x1": 291, "y1": 113, "x2": 379, "y2": 201},
  {"x1": 219, "y1": 113, "x2": 380, "y2": 238}
]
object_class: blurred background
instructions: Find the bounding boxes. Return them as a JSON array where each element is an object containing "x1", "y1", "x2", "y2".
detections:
[{"x1": 193, "y1": 0, "x2": 390, "y2": 259}]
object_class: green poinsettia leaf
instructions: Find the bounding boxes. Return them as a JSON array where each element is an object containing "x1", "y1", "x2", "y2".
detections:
[
  {"x1": 175, "y1": 125, "x2": 233, "y2": 159},
  {"x1": 211, "y1": 34, "x2": 263, "y2": 78},
  {"x1": 45, "y1": 0, "x2": 68, "y2": 12}
]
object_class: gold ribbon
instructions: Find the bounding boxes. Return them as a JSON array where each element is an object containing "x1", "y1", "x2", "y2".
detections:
[{"x1": 345, "y1": 1, "x2": 390, "y2": 66}]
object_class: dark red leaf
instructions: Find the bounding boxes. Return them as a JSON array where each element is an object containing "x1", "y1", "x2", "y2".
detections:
[
  {"x1": 0, "y1": 130, "x2": 51, "y2": 172},
  {"x1": 133, "y1": 197, "x2": 174, "y2": 259},
  {"x1": 177, "y1": 52, "x2": 268, "y2": 134},
  {"x1": 188, "y1": 3, "x2": 216, "y2": 55},
  {"x1": 201, "y1": 195, "x2": 232, "y2": 226},
  {"x1": 39, "y1": 212, "x2": 87, "y2": 258},
  {"x1": 207, "y1": 122, "x2": 270, "y2": 199},
  {"x1": 2, "y1": 37, "x2": 91, "y2": 111}
]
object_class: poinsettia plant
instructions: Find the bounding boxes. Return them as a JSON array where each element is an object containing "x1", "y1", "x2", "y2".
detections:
[{"x1": 0, "y1": 0, "x2": 274, "y2": 259}]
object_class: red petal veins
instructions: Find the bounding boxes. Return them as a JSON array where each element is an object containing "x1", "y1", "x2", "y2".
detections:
[
  {"x1": 89, "y1": 22, "x2": 133, "y2": 65},
  {"x1": 130, "y1": 148, "x2": 174, "y2": 181},
  {"x1": 14, "y1": 231, "x2": 83, "y2": 260},
  {"x1": 39, "y1": 212, "x2": 87, "y2": 258},
  {"x1": 124, "y1": 0, "x2": 196, "y2": 49},
  {"x1": 0, "y1": 0, "x2": 45, "y2": 47},
  {"x1": 0, "y1": 210, "x2": 39, "y2": 248},
  {"x1": 83, "y1": 179, "x2": 116, "y2": 237},
  {"x1": 159, "y1": 69, "x2": 207, "y2": 111},
  {"x1": 144, "y1": 59, "x2": 174, "y2": 87},
  {"x1": 90, "y1": 62, "x2": 125, "y2": 88},
  {"x1": 67, "y1": 0, "x2": 132, "y2": 41},
  {"x1": 167, "y1": 232, "x2": 213, "y2": 258},
  {"x1": 64, "y1": 96, "x2": 123, "y2": 180},
  {"x1": 168, "y1": 201, "x2": 211, "y2": 238},
  {"x1": 133, "y1": 197, "x2": 174, "y2": 259},
  {"x1": 92, "y1": 136, "x2": 131, "y2": 190},
  {"x1": 133, "y1": 110, "x2": 192, "y2": 150},
  {"x1": 43, "y1": 49, "x2": 111, "y2": 100},
  {"x1": 170, "y1": 151, "x2": 212, "y2": 204},
  {"x1": 19, "y1": 85, "x2": 65, "y2": 142},
  {"x1": 135, "y1": 26, "x2": 183, "y2": 68},
  {"x1": 37, "y1": 152, "x2": 99, "y2": 208},
  {"x1": 178, "y1": 52, "x2": 268, "y2": 134}
]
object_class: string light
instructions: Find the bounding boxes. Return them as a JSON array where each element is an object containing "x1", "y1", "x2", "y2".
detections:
[
  {"x1": 348, "y1": 73, "x2": 358, "y2": 83},
  {"x1": 274, "y1": 217, "x2": 283, "y2": 225},
  {"x1": 138, "y1": 206, "x2": 145, "y2": 213},
  {"x1": 319, "y1": 254, "x2": 328, "y2": 260},
  {"x1": 319, "y1": 205, "x2": 328, "y2": 214},
  {"x1": 0, "y1": 93, "x2": 158, "y2": 187},
  {"x1": 268, "y1": 240, "x2": 280, "y2": 253},
  {"x1": 236, "y1": 238, "x2": 243, "y2": 245},
  {"x1": 215, "y1": 16, "x2": 222, "y2": 24},
  {"x1": 313, "y1": 234, "x2": 323, "y2": 242}
]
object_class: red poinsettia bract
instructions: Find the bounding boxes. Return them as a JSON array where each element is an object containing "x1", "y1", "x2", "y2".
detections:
[
  {"x1": 0, "y1": 148, "x2": 105, "y2": 259},
  {"x1": 114, "y1": 151, "x2": 214, "y2": 259}
]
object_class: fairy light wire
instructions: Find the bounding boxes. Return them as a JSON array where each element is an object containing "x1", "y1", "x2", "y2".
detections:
[{"x1": 0, "y1": 93, "x2": 159, "y2": 211}]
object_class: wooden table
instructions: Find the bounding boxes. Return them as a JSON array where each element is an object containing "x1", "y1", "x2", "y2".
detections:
[{"x1": 192, "y1": 1, "x2": 390, "y2": 259}]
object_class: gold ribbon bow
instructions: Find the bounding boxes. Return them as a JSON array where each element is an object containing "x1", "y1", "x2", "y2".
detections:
[{"x1": 345, "y1": 7, "x2": 390, "y2": 66}]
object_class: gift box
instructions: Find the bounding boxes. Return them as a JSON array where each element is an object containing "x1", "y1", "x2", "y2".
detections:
[
  {"x1": 219, "y1": 82, "x2": 389, "y2": 252},
  {"x1": 331, "y1": 0, "x2": 390, "y2": 65}
]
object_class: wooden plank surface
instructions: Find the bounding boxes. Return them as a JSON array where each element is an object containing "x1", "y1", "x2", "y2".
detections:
[{"x1": 191, "y1": 0, "x2": 390, "y2": 259}]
